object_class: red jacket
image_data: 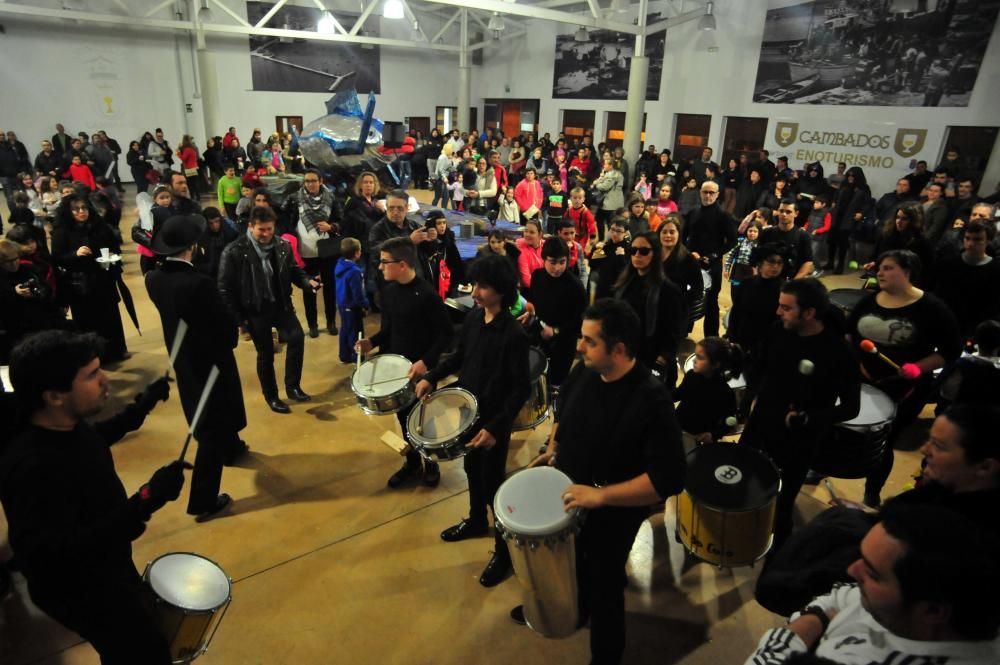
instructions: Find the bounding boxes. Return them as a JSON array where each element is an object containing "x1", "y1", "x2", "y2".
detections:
[
  {"x1": 514, "y1": 179, "x2": 543, "y2": 213},
  {"x1": 565, "y1": 204, "x2": 597, "y2": 251},
  {"x1": 68, "y1": 163, "x2": 96, "y2": 191},
  {"x1": 223, "y1": 132, "x2": 238, "y2": 150}
]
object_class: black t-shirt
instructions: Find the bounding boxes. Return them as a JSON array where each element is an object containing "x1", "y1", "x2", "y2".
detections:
[
  {"x1": 527, "y1": 268, "x2": 587, "y2": 332},
  {"x1": 675, "y1": 371, "x2": 736, "y2": 440},
  {"x1": 759, "y1": 225, "x2": 812, "y2": 278},
  {"x1": 555, "y1": 362, "x2": 685, "y2": 501}
]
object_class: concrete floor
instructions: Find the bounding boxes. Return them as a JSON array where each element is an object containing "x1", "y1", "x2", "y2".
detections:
[{"x1": 1, "y1": 190, "x2": 927, "y2": 665}]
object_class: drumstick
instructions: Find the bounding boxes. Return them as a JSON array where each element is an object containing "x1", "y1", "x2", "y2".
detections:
[
  {"x1": 859, "y1": 339, "x2": 901, "y2": 372},
  {"x1": 355, "y1": 331, "x2": 364, "y2": 375},
  {"x1": 165, "y1": 319, "x2": 188, "y2": 379},
  {"x1": 178, "y1": 365, "x2": 220, "y2": 463},
  {"x1": 416, "y1": 399, "x2": 426, "y2": 436},
  {"x1": 824, "y1": 479, "x2": 839, "y2": 502}
]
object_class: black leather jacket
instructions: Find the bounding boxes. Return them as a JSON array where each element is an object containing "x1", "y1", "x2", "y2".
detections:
[{"x1": 218, "y1": 234, "x2": 311, "y2": 320}]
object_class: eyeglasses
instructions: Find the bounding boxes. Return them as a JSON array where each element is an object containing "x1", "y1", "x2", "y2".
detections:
[
  {"x1": 304, "y1": 178, "x2": 320, "y2": 184},
  {"x1": 379, "y1": 259, "x2": 403, "y2": 266},
  {"x1": 701, "y1": 190, "x2": 720, "y2": 196},
  {"x1": 71, "y1": 206, "x2": 89, "y2": 213},
  {"x1": 629, "y1": 247, "x2": 653, "y2": 257}
]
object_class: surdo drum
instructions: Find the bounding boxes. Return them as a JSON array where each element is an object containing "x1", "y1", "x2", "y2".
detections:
[
  {"x1": 495, "y1": 467, "x2": 582, "y2": 638},
  {"x1": 811, "y1": 383, "x2": 895, "y2": 479},
  {"x1": 676, "y1": 443, "x2": 780, "y2": 567},
  {"x1": 143, "y1": 552, "x2": 231, "y2": 663},
  {"x1": 512, "y1": 347, "x2": 550, "y2": 431},
  {"x1": 351, "y1": 354, "x2": 417, "y2": 415},
  {"x1": 405, "y1": 387, "x2": 479, "y2": 461}
]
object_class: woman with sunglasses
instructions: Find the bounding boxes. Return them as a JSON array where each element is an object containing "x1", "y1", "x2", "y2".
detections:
[
  {"x1": 50, "y1": 194, "x2": 129, "y2": 363},
  {"x1": 612, "y1": 231, "x2": 685, "y2": 387}
]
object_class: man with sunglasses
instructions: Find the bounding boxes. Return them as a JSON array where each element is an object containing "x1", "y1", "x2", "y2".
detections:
[
  {"x1": 368, "y1": 190, "x2": 434, "y2": 298},
  {"x1": 684, "y1": 180, "x2": 738, "y2": 337}
]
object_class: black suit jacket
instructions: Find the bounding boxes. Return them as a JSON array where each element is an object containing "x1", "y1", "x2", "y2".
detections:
[{"x1": 145, "y1": 260, "x2": 246, "y2": 436}]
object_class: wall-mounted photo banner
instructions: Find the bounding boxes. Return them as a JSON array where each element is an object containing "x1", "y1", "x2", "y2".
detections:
[
  {"x1": 246, "y1": 2, "x2": 380, "y2": 93},
  {"x1": 552, "y1": 14, "x2": 665, "y2": 100},
  {"x1": 753, "y1": 0, "x2": 998, "y2": 106}
]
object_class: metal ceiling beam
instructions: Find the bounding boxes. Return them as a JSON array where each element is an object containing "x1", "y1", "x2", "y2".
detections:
[
  {"x1": 399, "y1": 0, "x2": 430, "y2": 42},
  {"x1": 310, "y1": 0, "x2": 348, "y2": 35},
  {"x1": 348, "y1": 0, "x2": 379, "y2": 35},
  {"x1": 644, "y1": 5, "x2": 704, "y2": 35},
  {"x1": 208, "y1": 0, "x2": 250, "y2": 27},
  {"x1": 253, "y1": 0, "x2": 289, "y2": 29},
  {"x1": 111, "y1": 0, "x2": 132, "y2": 16},
  {"x1": 423, "y1": 0, "x2": 641, "y2": 34},
  {"x1": 0, "y1": 3, "x2": 461, "y2": 51},
  {"x1": 468, "y1": 29, "x2": 528, "y2": 51},
  {"x1": 144, "y1": 0, "x2": 176, "y2": 18},
  {"x1": 431, "y1": 8, "x2": 460, "y2": 42},
  {"x1": 585, "y1": 0, "x2": 601, "y2": 19}
]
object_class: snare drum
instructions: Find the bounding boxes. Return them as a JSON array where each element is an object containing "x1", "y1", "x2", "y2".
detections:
[
  {"x1": 829, "y1": 288, "x2": 868, "y2": 319},
  {"x1": 676, "y1": 443, "x2": 780, "y2": 567},
  {"x1": 683, "y1": 353, "x2": 747, "y2": 404},
  {"x1": 352, "y1": 354, "x2": 416, "y2": 415},
  {"x1": 495, "y1": 467, "x2": 581, "y2": 638},
  {"x1": 811, "y1": 384, "x2": 895, "y2": 479},
  {"x1": 512, "y1": 347, "x2": 550, "y2": 431},
  {"x1": 406, "y1": 387, "x2": 479, "y2": 460},
  {"x1": 143, "y1": 552, "x2": 231, "y2": 664}
]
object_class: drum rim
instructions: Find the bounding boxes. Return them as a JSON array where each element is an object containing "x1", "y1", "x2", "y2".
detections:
[
  {"x1": 683, "y1": 443, "x2": 782, "y2": 511},
  {"x1": 351, "y1": 354, "x2": 414, "y2": 397},
  {"x1": 406, "y1": 387, "x2": 478, "y2": 447},
  {"x1": 145, "y1": 551, "x2": 232, "y2": 611},
  {"x1": 678, "y1": 488, "x2": 779, "y2": 513},
  {"x1": 838, "y1": 383, "x2": 897, "y2": 427},
  {"x1": 681, "y1": 353, "x2": 747, "y2": 389},
  {"x1": 494, "y1": 467, "x2": 577, "y2": 536}
]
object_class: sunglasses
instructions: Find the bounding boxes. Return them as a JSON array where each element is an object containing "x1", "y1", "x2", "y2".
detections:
[{"x1": 629, "y1": 247, "x2": 653, "y2": 257}]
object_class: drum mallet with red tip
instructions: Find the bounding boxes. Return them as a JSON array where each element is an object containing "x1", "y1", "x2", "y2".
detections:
[{"x1": 859, "y1": 339, "x2": 902, "y2": 373}]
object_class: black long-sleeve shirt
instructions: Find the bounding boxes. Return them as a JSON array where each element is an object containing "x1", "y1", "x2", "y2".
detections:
[
  {"x1": 684, "y1": 202, "x2": 738, "y2": 261},
  {"x1": 424, "y1": 308, "x2": 530, "y2": 437},
  {"x1": 0, "y1": 404, "x2": 154, "y2": 601},
  {"x1": 675, "y1": 371, "x2": 736, "y2": 441},
  {"x1": 555, "y1": 362, "x2": 685, "y2": 502},
  {"x1": 369, "y1": 276, "x2": 453, "y2": 366},
  {"x1": 527, "y1": 268, "x2": 587, "y2": 336}
]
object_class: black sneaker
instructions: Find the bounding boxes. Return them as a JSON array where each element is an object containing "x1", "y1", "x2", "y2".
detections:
[
  {"x1": 422, "y1": 462, "x2": 441, "y2": 487},
  {"x1": 387, "y1": 461, "x2": 418, "y2": 488},
  {"x1": 802, "y1": 470, "x2": 824, "y2": 486}
]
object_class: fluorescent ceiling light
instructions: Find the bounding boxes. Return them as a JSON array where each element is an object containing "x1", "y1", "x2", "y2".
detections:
[
  {"x1": 318, "y1": 10, "x2": 337, "y2": 34},
  {"x1": 698, "y1": 1, "x2": 716, "y2": 31},
  {"x1": 383, "y1": 0, "x2": 404, "y2": 20}
]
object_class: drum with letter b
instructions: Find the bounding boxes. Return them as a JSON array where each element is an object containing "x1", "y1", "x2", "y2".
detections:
[
  {"x1": 143, "y1": 552, "x2": 231, "y2": 664},
  {"x1": 495, "y1": 467, "x2": 581, "y2": 638},
  {"x1": 352, "y1": 354, "x2": 417, "y2": 415},
  {"x1": 406, "y1": 387, "x2": 478, "y2": 460},
  {"x1": 811, "y1": 383, "x2": 895, "y2": 479},
  {"x1": 512, "y1": 347, "x2": 550, "y2": 431},
  {"x1": 676, "y1": 443, "x2": 780, "y2": 567}
]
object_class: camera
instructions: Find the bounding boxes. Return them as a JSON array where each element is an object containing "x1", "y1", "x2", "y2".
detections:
[{"x1": 19, "y1": 276, "x2": 43, "y2": 298}]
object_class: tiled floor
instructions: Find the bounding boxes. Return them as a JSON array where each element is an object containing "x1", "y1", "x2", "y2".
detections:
[{"x1": 0, "y1": 190, "x2": 927, "y2": 664}]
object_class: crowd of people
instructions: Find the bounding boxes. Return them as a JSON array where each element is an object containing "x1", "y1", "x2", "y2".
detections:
[{"x1": 1, "y1": 119, "x2": 999, "y2": 665}]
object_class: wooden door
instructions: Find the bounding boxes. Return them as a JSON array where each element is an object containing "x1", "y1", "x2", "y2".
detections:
[
  {"x1": 408, "y1": 116, "x2": 431, "y2": 136},
  {"x1": 502, "y1": 102, "x2": 521, "y2": 138},
  {"x1": 276, "y1": 116, "x2": 304, "y2": 135}
]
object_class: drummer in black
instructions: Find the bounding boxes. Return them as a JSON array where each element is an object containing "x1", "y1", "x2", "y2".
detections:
[
  {"x1": 525, "y1": 298, "x2": 685, "y2": 665},
  {"x1": 356, "y1": 237, "x2": 453, "y2": 488},
  {"x1": 417, "y1": 254, "x2": 531, "y2": 588},
  {"x1": 0, "y1": 330, "x2": 187, "y2": 664},
  {"x1": 740, "y1": 278, "x2": 860, "y2": 551}
]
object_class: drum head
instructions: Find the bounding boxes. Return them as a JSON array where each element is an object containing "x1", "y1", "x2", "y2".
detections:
[
  {"x1": 352, "y1": 354, "x2": 412, "y2": 398},
  {"x1": 840, "y1": 384, "x2": 895, "y2": 427},
  {"x1": 528, "y1": 347, "x2": 548, "y2": 381},
  {"x1": 495, "y1": 467, "x2": 574, "y2": 536},
  {"x1": 407, "y1": 388, "x2": 477, "y2": 446},
  {"x1": 147, "y1": 553, "x2": 230, "y2": 611},
  {"x1": 829, "y1": 288, "x2": 868, "y2": 315},
  {"x1": 684, "y1": 443, "x2": 779, "y2": 511}
]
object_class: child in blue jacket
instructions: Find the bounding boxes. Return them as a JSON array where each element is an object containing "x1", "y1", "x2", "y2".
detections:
[{"x1": 335, "y1": 237, "x2": 369, "y2": 363}]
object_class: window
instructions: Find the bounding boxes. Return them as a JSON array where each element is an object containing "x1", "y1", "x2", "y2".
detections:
[
  {"x1": 721, "y1": 117, "x2": 768, "y2": 166},
  {"x1": 605, "y1": 111, "x2": 646, "y2": 149},
  {"x1": 275, "y1": 116, "x2": 304, "y2": 135},
  {"x1": 562, "y1": 109, "x2": 595, "y2": 140},
  {"x1": 673, "y1": 113, "x2": 711, "y2": 163},
  {"x1": 941, "y1": 126, "x2": 998, "y2": 191},
  {"x1": 435, "y1": 107, "x2": 479, "y2": 132}
]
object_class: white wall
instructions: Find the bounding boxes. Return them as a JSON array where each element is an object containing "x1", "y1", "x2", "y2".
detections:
[{"x1": 473, "y1": 0, "x2": 1000, "y2": 196}]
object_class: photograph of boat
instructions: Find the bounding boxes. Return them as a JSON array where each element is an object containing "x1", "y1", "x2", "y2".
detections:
[{"x1": 753, "y1": 0, "x2": 998, "y2": 107}]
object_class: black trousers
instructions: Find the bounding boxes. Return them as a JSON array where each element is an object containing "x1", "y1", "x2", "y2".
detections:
[
  {"x1": 577, "y1": 507, "x2": 646, "y2": 665},
  {"x1": 187, "y1": 428, "x2": 241, "y2": 514},
  {"x1": 745, "y1": 435, "x2": 813, "y2": 553},
  {"x1": 395, "y1": 404, "x2": 438, "y2": 471},
  {"x1": 702, "y1": 259, "x2": 723, "y2": 337},
  {"x1": 245, "y1": 305, "x2": 304, "y2": 399},
  {"x1": 826, "y1": 229, "x2": 851, "y2": 270},
  {"x1": 465, "y1": 430, "x2": 511, "y2": 553},
  {"x1": 34, "y1": 576, "x2": 172, "y2": 665},
  {"x1": 301, "y1": 256, "x2": 338, "y2": 330}
]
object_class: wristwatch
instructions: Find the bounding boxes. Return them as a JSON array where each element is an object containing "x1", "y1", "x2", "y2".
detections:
[{"x1": 797, "y1": 605, "x2": 830, "y2": 632}]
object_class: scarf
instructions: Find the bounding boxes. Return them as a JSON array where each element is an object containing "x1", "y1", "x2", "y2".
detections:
[
  {"x1": 298, "y1": 188, "x2": 334, "y2": 233},
  {"x1": 246, "y1": 229, "x2": 276, "y2": 301}
]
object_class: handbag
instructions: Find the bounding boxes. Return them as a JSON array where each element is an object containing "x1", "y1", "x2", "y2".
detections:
[
  {"x1": 590, "y1": 187, "x2": 605, "y2": 206},
  {"x1": 467, "y1": 197, "x2": 488, "y2": 215},
  {"x1": 316, "y1": 235, "x2": 342, "y2": 259},
  {"x1": 184, "y1": 167, "x2": 199, "y2": 178}
]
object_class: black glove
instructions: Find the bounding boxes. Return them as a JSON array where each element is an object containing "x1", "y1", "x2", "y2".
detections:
[
  {"x1": 137, "y1": 460, "x2": 191, "y2": 515},
  {"x1": 135, "y1": 376, "x2": 170, "y2": 413}
]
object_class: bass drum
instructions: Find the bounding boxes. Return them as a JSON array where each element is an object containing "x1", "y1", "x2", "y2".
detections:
[
  {"x1": 512, "y1": 347, "x2": 550, "y2": 431},
  {"x1": 676, "y1": 443, "x2": 780, "y2": 567}
]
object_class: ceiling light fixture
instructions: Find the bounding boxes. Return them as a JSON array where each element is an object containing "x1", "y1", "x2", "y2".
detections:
[
  {"x1": 698, "y1": 1, "x2": 716, "y2": 31},
  {"x1": 317, "y1": 10, "x2": 337, "y2": 34},
  {"x1": 383, "y1": 0, "x2": 404, "y2": 20},
  {"x1": 360, "y1": 28, "x2": 375, "y2": 49},
  {"x1": 487, "y1": 12, "x2": 505, "y2": 32},
  {"x1": 410, "y1": 20, "x2": 423, "y2": 41},
  {"x1": 197, "y1": 0, "x2": 214, "y2": 23},
  {"x1": 574, "y1": 26, "x2": 589, "y2": 42}
]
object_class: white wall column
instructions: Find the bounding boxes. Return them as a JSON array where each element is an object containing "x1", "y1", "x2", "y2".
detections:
[
  {"x1": 622, "y1": 0, "x2": 648, "y2": 171},
  {"x1": 457, "y1": 9, "x2": 471, "y2": 132}
]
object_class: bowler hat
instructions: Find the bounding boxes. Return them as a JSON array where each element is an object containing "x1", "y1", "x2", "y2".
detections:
[{"x1": 152, "y1": 214, "x2": 206, "y2": 256}]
